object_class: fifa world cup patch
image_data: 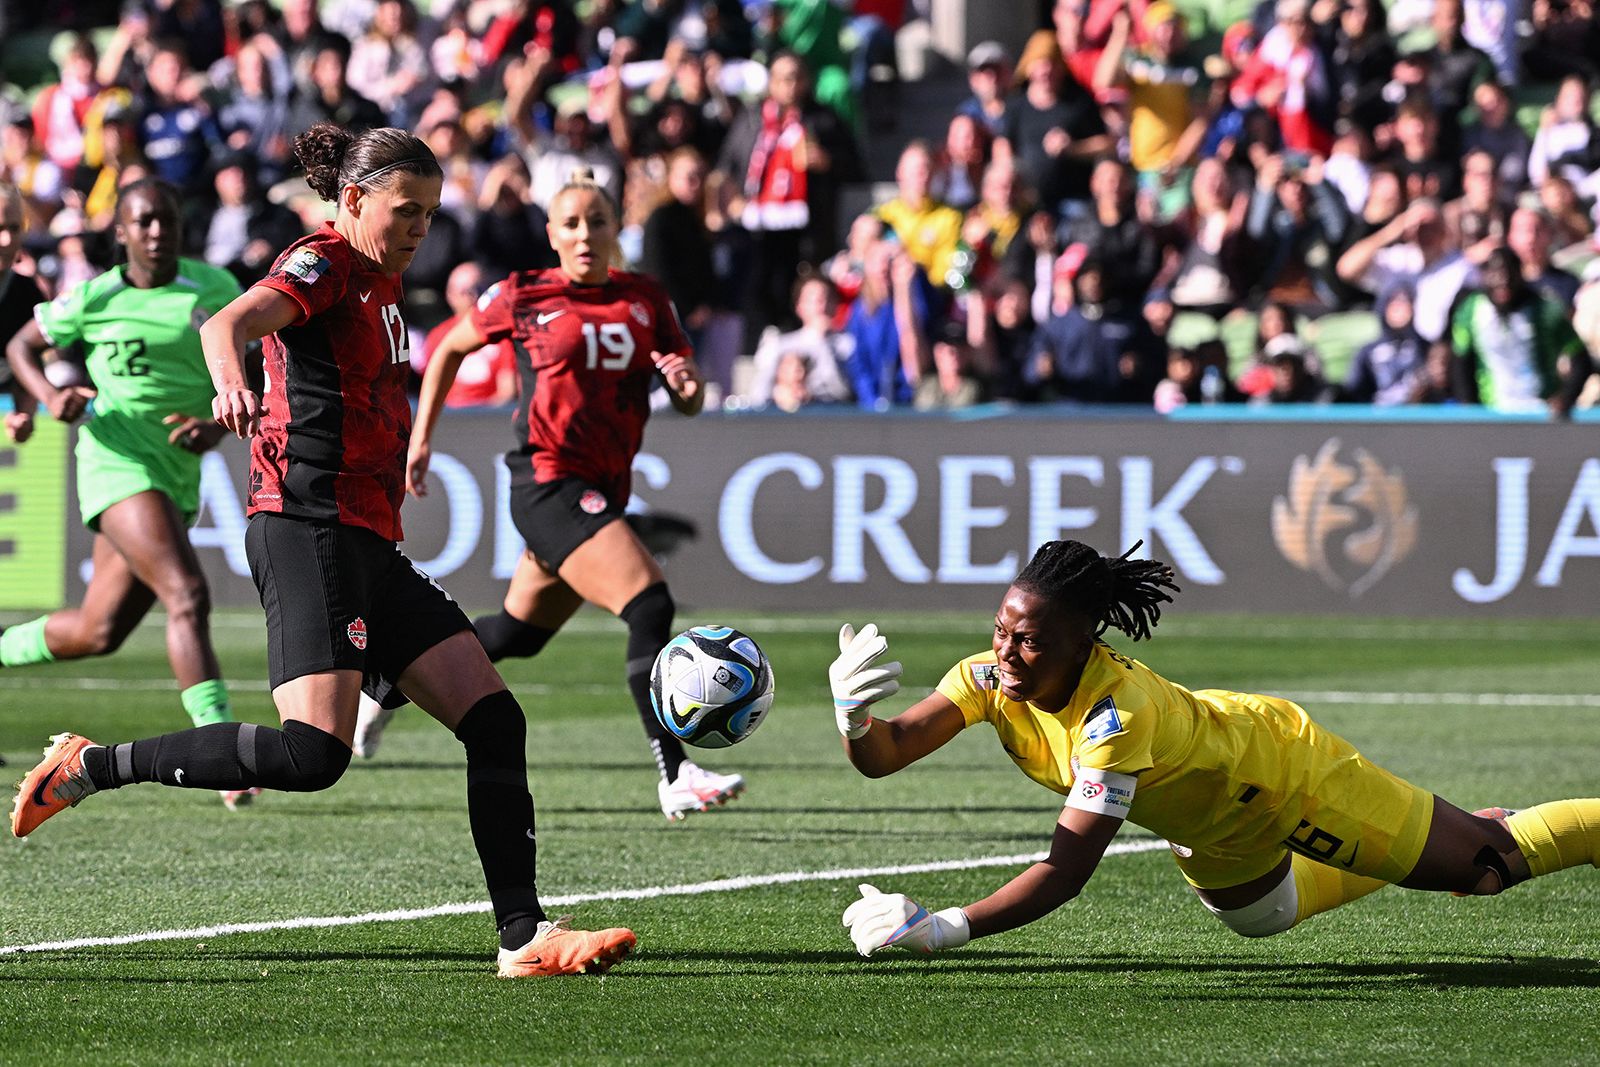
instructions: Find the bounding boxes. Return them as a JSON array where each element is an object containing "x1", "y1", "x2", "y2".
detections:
[
  {"x1": 578, "y1": 489, "x2": 608, "y2": 515},
  {"x1": 1082, "y1": 696, "x2": 1124, "y2": 743},
  {"x1": 283, "y1": 248, "x2": 331, "y2": 284},
  {"x1": 347, "y1": 617, "x2": 368, "y2": 650},
  {"x1": 970, "y1": 663, "x2": 1000, "y2": 690}
]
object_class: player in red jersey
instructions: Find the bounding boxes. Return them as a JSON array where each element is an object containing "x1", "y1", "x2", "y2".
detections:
[
  {"x1": 389, "y1": 168, "x2": 745, "y2": 822},
  {"x1": 10, "y1": 125, "x2": 635, "y2": 978}
]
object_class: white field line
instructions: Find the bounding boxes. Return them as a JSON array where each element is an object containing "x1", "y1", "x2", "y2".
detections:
[
  {"x1": 0, "y1": 838, "x2": 1170, "y2": 957},
  {"x1": 0, "y1": 674, "x2": 1594, "y2": 708}
]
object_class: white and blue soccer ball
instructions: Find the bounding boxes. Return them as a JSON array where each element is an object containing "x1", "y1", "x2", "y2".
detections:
[{"x1": 650, "y1": 625, "x2": 774, "y2": 749}]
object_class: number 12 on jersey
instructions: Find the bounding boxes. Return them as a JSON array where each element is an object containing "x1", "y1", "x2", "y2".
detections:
[
  {"x1": 381, "y1": 302, "x2": 410, "y2": 365},
  {"x1": 581, "y1": 321, "x2": 635, "y2": 370}
]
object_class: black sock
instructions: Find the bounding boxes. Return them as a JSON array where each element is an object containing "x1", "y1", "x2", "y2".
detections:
[
  {"x1": 81, "y1": 720, "x2": 349, "y2": 792},
  {"x1": 620, "y1": 582, "x2": 687, "y2": 782},
  {"x1": 454, "y1": 690, "x2": 547, "y2": 949},
  {"x1": 471, "y1": 610, "x2": 556, "y2": 663}
]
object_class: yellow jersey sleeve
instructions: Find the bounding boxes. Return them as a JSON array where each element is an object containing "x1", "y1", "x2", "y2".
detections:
[
  {"x1": 935, "y1": 652, "x2": 1004, "y2": 729},
  {"x1": 1069, "y1": 655, "x2": 1161, "y2": 779}
]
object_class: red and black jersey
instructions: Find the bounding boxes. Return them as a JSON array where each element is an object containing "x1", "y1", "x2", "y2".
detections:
[
  {"x1": 248, "y1": 224, "x2": 413, "y2": 542},
  {"x1": 470, "y1": 267, "x2": 690, "y2": 504}
]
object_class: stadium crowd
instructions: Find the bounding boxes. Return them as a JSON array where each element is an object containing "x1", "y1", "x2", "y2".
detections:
[{"x1": 2, "y1": 0, "x2": 1599, "y2": 416}]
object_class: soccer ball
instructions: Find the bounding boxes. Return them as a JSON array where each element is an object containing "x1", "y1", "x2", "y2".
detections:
[{"x1": 650, "y1": 625, "x2": 774, "y2": 748}]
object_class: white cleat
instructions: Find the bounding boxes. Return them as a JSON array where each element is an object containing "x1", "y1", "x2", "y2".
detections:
[
  {"x1": 353, "y1": 694, "x2": 397, "y2": 759},
  {"x1": 220, "y1": 787, "x2": 261, "y2": 811},
  {"x1": 657, "y1": 760, "x2": 746, "y2": 822}
]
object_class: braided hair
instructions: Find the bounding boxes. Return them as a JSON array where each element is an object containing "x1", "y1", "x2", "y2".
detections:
[{"x1": 1013, "y1": 540, "x2": 1180, "y2": 642}]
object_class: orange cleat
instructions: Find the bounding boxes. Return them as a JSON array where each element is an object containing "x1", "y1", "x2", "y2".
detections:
[
  {"x1": 496, "y1": 918, "x2": 637, "y2": 978},
  {"x1": 220, "y1": 787, "x2": 262, "y2": 811},
  {"x1": 11, "y1": 733, "x2": 99, "y2": 838}
]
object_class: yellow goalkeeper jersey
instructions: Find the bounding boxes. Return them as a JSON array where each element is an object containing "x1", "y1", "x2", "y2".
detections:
[{"x1": 936, "y1": 643, "x2": 1429, "y2": 882}]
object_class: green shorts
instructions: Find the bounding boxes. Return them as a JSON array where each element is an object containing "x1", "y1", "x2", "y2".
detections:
[{"x1": 76, "y1": 411, "x2": 203, "y2": 530}]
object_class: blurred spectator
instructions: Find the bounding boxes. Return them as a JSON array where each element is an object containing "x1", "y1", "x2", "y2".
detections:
[
  {"x1": 424, "y1": 119, "x2": 488, "y2": 228},
  {"x1": 842, "y1": 238, "x2": 930, "y2": 409},
  {"x1": 417, "y1": 262, "x2": 519, "y2": 409},
  {"x1": 1450, "y1": 246, "x2": 1593, "y2": 416},
  {"x1": 1344, "y1": 163, "x2": 1405, "y2": 245},
  {"x1": 1506, "y1": 207, "x2": 1582, "y2": 305},
  {"x1": 1024, "y1": 258, "x2": 1164, "y2": 403},
  {"x1": 98, "y1": 4, "x2": 160, "y2": 95},
  {"x1": 1460, "y1": 80, "x2": 1531, "y2": 192},
  {"x1": 957, "y1": 42, "x2": 1013, "y2": 139},
  {"x1": 1528, "y1": 74, "x2": 1598, "y2": 191},
  {"x1": 1159, "y1": 156, "x2": 1251, "y2": 315},
  {"x1": 1538, "y1": 175, "x2": 1594, "y2": 246},
  {"x1": 970, "y1": 274, "x2": 1037, "y2": 401},
  {"x1": 1574, "y1": 265, "x2": 1600, "y2": 390},
  {"x1": 1337, "y1": 197, "x2": 1475, "y2": 340},
  {"x1": 1444, "y1": 148, "x2": 1508, "y2": 251},
  {"x1": 997, "y1": 35, "x2": 1111, "y2": 216},
  {"x1": 768, "y1": 0, "x2": 855, "y2": 128},
  {"x1": 932, "y1": 115, "x2": 989, "y2": 213},
  {"x1": 1414, "y1": 339, "x2": 1462, "y2": 404},
  {"x1": 471, "y1": 155, "x2": 555, "y2": 281},
  {"x1": 1255, "y1": 338, "x2": 1326, "y2": 403},
  {"x1": 718, "y1": 51, "x2": 861, "y2": 341},
  {"x1": 1246, "y1": 152, "x2": 1351, "y2": 314},
  {"x1": 154, "y1": 0, "x2": 227, "y2": 72},
  {"x1": 31, "y1": 34, "x2": 102, "y2": 173},
  {"x1": 916, "y1": 326, "x2": 987, "y2": 409},
  {"x1": 702, "y1": 168, "x2": 754, "y2": 391},
  {"x1": 481, "y1": 0, "x2": 584, "y2": 73},
  {"x1": 1238, "y1": 300, "x2": 1300, "y2": 396},
  {"x1": 823, "y1": 211, "x2": 882, "y2": 323},
  {"x1": 73, "y1": 99, "x2": 145, "y2": 231},
  {"x1": 134, "y1": 41, "x2": 223, "y2": 195},
  {"x1": 1064, "y1": 159, "x2": 1161, "y2": 311},
  {"x1": 430, "y1": 7, "x2": 487, "y2": 88},
  {"x1": 347, "y1": 0, "x2": 432, "y2": 128},
  {"x1": 0, "y1": 118, "x2": 65, "y2": 241},
  {"x1": 640, "y1": 148, "x2": 724, "y2": 392},
  {"x1": 212, "y1": 36, "x2": 293, "y2": 186},
  {"x1": 1343, "y1": 282, "x2": 1430, "y2": 404},
  {"x1": 1386, "y1": 93, "x2": 1459, "y2": 203},
  {"x1": 1154, "y1": 339, "x2": 1244, "y2": 410},
  {"x1": 1325, "y1": 0, "x2": 1396, "y2": 131},
  {"x1": 201, "y1": 153, "x2": 302, "y2": 285},
  {"x1": 271, "y1": 0, "x2": 330, "y2": 94},
  {"x1": 1524, "y1": 0, "x2": 1600, "y2": 83},
  {"x1": 1022, "y1": 0, "x2": 1113, "y2": 100},
  {"x1": 520, "y1": 86, "x2": 624, "y2": 213},
  {"x1": 0, "y1": 182, "x2": 44, "y2": 427},
  {"x1": 639, "y1": 40, "x2": 737, "y2": 163},
  {"x1": 286, "y1": 35, "x2": 386, "y2": 139},
  {"x1": 877, "y1": 141, "x2": 964, "y2": 289},
  {"x1": 1231, "y1": 0, "x2": 1336, "y2": 158},
  {"x1": 1410, "y1": 0, "x2": 1497, "y2": 143},
  {"x1": 747, "y1": 274, "x2": 854, "y2": 408},
  {"x1": 968, "y1": 159, "x2": 1026, "y2": 291},
  {"x1": 1095, "y1": 2, "x2": 1209, "y2": 217},
  {"x1": 1462, "y1": 0, "x2": 1523, "y2": 86}
]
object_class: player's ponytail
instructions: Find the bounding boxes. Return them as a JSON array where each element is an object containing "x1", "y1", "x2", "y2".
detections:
[
  {"x1": 294, "y1": 123, "x2": 442, "y2": 202},
  {"x1": 1014, "y1": 540, "x2": 1179, "y2": 642}
]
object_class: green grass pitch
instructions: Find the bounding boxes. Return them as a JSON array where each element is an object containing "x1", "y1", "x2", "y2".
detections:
[{"x1": 2, "y1": 608, "x2": 1598, "y2": 1065}]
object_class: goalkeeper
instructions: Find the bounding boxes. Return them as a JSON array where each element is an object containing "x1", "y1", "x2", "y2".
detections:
[{"x1": 831, "y1": 539, "x2": 1600, "y2": 957}]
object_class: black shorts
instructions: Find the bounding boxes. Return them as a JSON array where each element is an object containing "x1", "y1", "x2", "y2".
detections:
[
  {"x1": 509, "y1": 475, "x2": 627, "y2": 570},
  {"x1": 245, "y1": 513, "x2": 473, "y2": 705}
]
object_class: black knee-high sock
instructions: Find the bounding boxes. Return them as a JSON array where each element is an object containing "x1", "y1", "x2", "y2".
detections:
[
  {"x1": 471, "y1": 610, "x2": 557, "y2": 663},
  {"x1": 455, "y1": 690, "x2": 547, "y2": 950},
  {"x1": 80, "y1": 720, "x2": 349, "y2": 792},
  {"x1": 619, "y1": 582, "x2": 687, "y2": 783}
]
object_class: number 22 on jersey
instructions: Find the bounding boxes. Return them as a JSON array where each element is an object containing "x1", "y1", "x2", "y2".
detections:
[{"x1": 581, "y1": 321, "x2": 635, "y2": 371}]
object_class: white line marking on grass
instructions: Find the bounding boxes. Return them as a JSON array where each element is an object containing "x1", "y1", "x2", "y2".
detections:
[{"x1": 0, "y1": 839, "x2": 1171, "y2": 956}]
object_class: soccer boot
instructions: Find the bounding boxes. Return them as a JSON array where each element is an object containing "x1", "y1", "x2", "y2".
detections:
[
  {"x1": 496, "y1": 918, "x2": 637, "y2": 977},
  {"x1": 353, "y1": 693, "x2": 398, "y2": 759},
  {"x1": 220, "y1": 787, "x2": 262, "y2": 811},
  {"x1": 11, "y1": 733, "x2": 99, "y2": 838},
  {"x1": 657, "y1": 760, "x2": 746, "y2": 822}
]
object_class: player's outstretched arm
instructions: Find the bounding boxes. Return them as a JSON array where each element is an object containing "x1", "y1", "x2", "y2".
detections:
[
  {"x1": 829, "y1": 622, "x2": 965, "y2": 777},
  {"x1": 843, "y1": 806, "x2": 1123, "y2": 956},
  {"x1": 202, "y1": 287, "x2": 298, "y2": 438},
  {"x1": 407, "y1": 313, "x2": 487, "y2": 496}
]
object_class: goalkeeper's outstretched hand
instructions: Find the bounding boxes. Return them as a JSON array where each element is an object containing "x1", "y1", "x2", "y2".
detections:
[
  {"x1": 828, "y1": 623, "x2": 902, "y2": 739},
  {"x1": 842, "y1": 883, "x2": 970, "y2": 956}
]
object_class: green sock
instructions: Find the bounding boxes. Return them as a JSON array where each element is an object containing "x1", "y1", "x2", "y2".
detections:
[
  {"x1": 0, "y1": 618, "x2": 55, "y2": 667},
  {"x1": 181, "y1": 678, "x2": 233, "y2": 727}
]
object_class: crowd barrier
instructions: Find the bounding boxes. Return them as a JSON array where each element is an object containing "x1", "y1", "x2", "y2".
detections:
[{"x1": 6, "y1": 407, "x2": 1598, "y2": 616}]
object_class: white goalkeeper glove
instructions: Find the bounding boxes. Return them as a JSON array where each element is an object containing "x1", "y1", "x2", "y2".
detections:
[
  {"x1": 842, "y1": 883, "x2": 970, "y2": 956},
  {"x1": 828, "y1": 623, "x2": 902, "y2": 740}
]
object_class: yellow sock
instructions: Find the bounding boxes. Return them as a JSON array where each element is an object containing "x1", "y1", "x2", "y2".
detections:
[
  {"x1": 1291, "y1": 853, "x2": 1390, "y2": 923},
  {"x1": 1504, "y1": 801, "x2": 1600, "y2": 878}
]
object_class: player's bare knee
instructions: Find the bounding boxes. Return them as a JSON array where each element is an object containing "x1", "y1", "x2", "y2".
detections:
[{"x1": 159, "y1": 575, "x2": 211, "y2": 625}]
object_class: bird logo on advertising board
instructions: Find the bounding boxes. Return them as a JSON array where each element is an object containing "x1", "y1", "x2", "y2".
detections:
[{"x1": 1271, "y1": 439, "x2": 1418, "y2": 597}]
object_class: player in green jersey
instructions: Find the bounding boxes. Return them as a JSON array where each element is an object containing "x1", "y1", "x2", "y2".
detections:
[{"x1": 2, "y1": 178, "x2": 255, "y2": 810}]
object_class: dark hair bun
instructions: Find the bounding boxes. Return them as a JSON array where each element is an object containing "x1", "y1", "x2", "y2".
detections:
[{"x1": 294, "y1": 122, "x2": 357, "y2": 201}]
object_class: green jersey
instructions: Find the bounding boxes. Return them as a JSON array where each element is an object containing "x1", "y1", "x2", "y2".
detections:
[{"x1": 33, "y1": 258, "x2": 240, "y2": 419}]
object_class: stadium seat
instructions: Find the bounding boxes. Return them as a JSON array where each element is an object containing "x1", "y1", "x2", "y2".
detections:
[{"x1": 1303, "y1": 310, "x2": 1381, "y2": 386}]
